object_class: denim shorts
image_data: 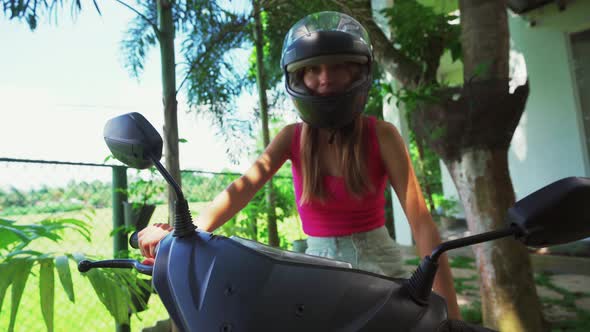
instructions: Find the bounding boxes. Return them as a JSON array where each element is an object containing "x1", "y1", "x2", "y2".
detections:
[{"x1": 305, "y1": 226, "x2": 407, "y2": 278}]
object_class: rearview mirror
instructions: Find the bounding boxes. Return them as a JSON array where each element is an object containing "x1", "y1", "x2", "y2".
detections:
[
  {"x1": 509, "y1": 176, "x2": 590, "y2": 247},
  {"x1": 103, "y1": 112, "x2": 163, "y2": 169}
]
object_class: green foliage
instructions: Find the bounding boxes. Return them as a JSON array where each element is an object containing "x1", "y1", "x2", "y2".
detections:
[
  {"x1": 0, "y1": 181, "x2": 108, "y2": 216},
  {"x1": 0, "y1": 216, "x2": 148, "y2": 331},
  {"x1": 125, "y1": 168, "x2": 166, "y2": 205},
  {"x1": 407, "y1": 135, "x2": 443, "y2": 206},
  {"x1": 364, "y1": 64, "x2": 387, "y2": 119},
  {"x1": 0, "y1": 217, "x2": 90, "y2": 331},
  {"x1": 432, "y1": 193, "x2": 460, "y2": 216},
  {"x1": 394, "y1": 82, "x2": 442, "y2": 114},
  {"x1": 381, "y1": 0, "x2": 462, "y2": 157},
  {"x1": 172, "y1": 2, "x2": 252, "y2": 128},
  {"x1": 0, "y1": 170, "x2": 263, "y2": 217},
  {"x1": 181, "y1": 171, "x2": 240, "y2": 203},
  {"x1": 381, "y1": 0, "x2": 461, "y2": 66},
  {"x1": 1, "y1": 0, "x2": 102, "y2": 31},
  {"x1": 73, "y1": 253, "x2": 151, "y2": 323},
  {"x1": 120, "y1": 1, "x2": 158, "y2": 79}
]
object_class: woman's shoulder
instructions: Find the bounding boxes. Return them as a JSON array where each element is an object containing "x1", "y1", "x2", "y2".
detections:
[
  {"x1": 273, "y1": 122, "x2": 298, "y2": 135},
  {"x1": 371, "y1": 118, "x2": 400, "y2": 138},
  {"x1": 284, "y1": 122, "x2": 300, "y2": 131},
  {"x1": 271, "y1": 123, "x2": 299, "y2": 148},
  {"x1": 279, "y1": 123, "x2": 299, "y2": 138},
  {"x1": 372, "y1": 118, "x2": 405, "y2": 152}
]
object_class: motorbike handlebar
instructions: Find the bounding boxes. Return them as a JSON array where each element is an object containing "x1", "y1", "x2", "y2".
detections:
[{"x1": 78, "y1": 259, "x2": 153, "y2": 276}]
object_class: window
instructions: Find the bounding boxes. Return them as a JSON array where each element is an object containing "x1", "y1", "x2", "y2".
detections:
[{"x1": 571, "y1": 29, "x2": 590, "y2": 164}]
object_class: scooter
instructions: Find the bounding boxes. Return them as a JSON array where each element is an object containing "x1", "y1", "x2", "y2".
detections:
[{"x1": 78, "y1": 112, "x2": 590, "y2": 332}]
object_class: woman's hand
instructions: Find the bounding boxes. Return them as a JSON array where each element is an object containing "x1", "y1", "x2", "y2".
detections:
[{"x1": 138, "y1": 223, "x2": 173, "y2": 261}]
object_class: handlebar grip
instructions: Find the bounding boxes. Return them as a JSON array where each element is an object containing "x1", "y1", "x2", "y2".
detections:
[{"x1": 129, "y1": 231, "x2": 139, "y2": 249}]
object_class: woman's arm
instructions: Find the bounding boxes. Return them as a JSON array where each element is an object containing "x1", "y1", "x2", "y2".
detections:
[
  {"x1": 197, "y1": 124, "x2": 295, "y2": 231},
  {"x1": 375, "y1": 119, "x2": 462, "y2": 320},
  {"x1": 138, "y1": 124, "x2": 295, "y2": 258}
]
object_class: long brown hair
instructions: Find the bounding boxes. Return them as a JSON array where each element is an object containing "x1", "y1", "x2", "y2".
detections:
[{"x1": 300, "y1": 117, "x2": 373, "y2": 204}]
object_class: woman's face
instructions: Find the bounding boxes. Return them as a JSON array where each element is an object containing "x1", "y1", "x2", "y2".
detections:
[{"x1": 302, "y1": 63, "x2": 359, "y2": 96}]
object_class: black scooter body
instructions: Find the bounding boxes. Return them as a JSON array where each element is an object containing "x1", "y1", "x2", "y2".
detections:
[{"x1": 153, "y1": 230, "x2": 447, "y2": 332}]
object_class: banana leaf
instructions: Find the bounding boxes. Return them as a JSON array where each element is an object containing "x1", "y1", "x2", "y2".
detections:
[
  {"x1": 55, "y1": 255, "x2": 75, "y2": 302},
  {"x1": 40, "y1": 258, "x2": 55, "y2": 332},
  {"x1": 0, "y1": 262, "x2": 17, "y2": 313},
  {"x1": 8, "y1": 258, "x2": 34, "y2": 332}
]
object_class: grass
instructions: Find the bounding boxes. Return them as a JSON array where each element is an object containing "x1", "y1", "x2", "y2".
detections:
[
  {"x1": 442, "y1": 257, "x2": 590, "y2": 330},
  {"x1": 534, "y1": 273, "x2": 590, "y2": 332},
  {"x1": 460, "y1": 301, "x2": 483, "y2": 324},
  {"x1": 449, "y1": 255, "x2": 476, "y2": 269},
  {"x1": 453, "y1": 275, "x2": 478, "y2": 295},
  {"x1": 404, "y1": 257, "x2": 421, "y2": 266}
]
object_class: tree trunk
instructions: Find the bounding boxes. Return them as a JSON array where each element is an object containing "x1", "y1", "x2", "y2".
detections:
[
  {"x1": 157, "y1": 0, "x2": 182, "y2": 225},
  {"x1": 451, "y1": 2, "x2": 545, "y2": 330},
  {"x1": 253, "y1": 0, "x2": 280, "y2": 247},
  {"x1": 460, "y1": 0, "x2": 509, "y2": 82},
  {"x1": 157, "y1": 2, "x2": 181, "y2": 331},
  {"x1": 448, "y1": 149, "x2": 546, "y2": 331}
]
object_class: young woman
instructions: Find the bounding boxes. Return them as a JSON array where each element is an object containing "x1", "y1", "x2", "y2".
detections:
[{"x1": 139, "y1": 11, "x2": 461, "y2": 319}]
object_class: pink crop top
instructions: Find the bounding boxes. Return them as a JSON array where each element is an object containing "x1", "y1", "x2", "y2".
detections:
[{"x1": 289, "y1": 116, "x2": 388, "y2": 237}]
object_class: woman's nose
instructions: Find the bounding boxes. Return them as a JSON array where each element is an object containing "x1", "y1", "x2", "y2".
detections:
[{"x1": 318, "y1": 67, "x2": 332, "y2": 83}]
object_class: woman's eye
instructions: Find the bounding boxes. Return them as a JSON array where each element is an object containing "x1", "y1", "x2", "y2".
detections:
[{"x1": 308, "y1": 66, "x2": 320, "y2": 73}]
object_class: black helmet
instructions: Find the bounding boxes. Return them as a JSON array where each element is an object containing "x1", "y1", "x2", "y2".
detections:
[{"x1": 281, "y1": 11, "x2": 373, "y2": 129}]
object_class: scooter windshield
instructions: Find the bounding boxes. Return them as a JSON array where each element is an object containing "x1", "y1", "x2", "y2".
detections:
[{"x1": 230, "y1": 235, "x2": 352, "y2": 269}]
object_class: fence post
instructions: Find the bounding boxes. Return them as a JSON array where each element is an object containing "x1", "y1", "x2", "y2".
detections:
[{"x1": 112, "y1": 166, "x2": 130, "y2": 332}]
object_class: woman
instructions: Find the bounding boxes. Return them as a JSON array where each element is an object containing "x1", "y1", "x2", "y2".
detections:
[{"x1": 139, "y1": 11, "x2": 461, "y2": 319}]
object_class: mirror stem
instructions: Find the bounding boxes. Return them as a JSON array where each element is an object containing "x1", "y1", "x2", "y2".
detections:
[
  {"x1": 151, "y1": 156, "x2": 185, "y2": 202},
  {"x1": 149, "y1": 156, "x2": 196, "y2": 237},
  {"x1": 405, "y1": 225, "x2": 522, "y2": 305},
  {"x1": 430, "y1": 225, "x2": 520, "y2": 262}
]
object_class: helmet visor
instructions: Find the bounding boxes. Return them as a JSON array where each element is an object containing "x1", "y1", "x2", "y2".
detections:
[{"x1": 281, "y1": 11, "x2": 371, "y2": 67}]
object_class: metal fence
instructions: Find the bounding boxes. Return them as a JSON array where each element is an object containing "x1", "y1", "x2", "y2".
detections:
[{"x1": 0, "y1": 157, "x2": 280, "y2": 332}]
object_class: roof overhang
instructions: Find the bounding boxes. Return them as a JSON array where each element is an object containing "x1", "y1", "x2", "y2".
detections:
[{"x1": 508, "y1": 0, "x2": 562, "y2": 14}]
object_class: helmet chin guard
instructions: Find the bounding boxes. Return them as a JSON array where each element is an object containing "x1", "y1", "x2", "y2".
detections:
[{"x1": 287, "y1": 77, "x2": 370, "y2": 129}]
